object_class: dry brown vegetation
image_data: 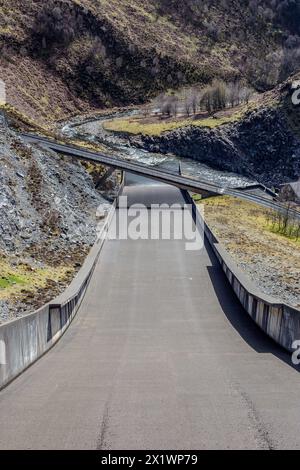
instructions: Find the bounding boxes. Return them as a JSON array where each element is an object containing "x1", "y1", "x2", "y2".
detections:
[
  {"x1": 1, "y1": 0, "x2": 300, "y2": 124},
  {"x1": 200, "y1": 195, "x2": 300, "y2": 307}
]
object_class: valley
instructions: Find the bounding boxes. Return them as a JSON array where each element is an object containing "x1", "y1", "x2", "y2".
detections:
[{"x1": 0, "y1": 0, "x2": 300, "y2": 453}]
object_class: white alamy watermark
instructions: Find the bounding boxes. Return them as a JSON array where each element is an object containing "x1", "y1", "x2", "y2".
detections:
[
  {"x1": 97, "y1": 197, "x2": 205, "y2": 251},
  {"x1": 0, "y1": 79, "x2": 6, "y2": 105},
  {"x1": 0, "y1": 340, "x2": 6, "y2": 365},
  {"x1": 291, "y1": 80, "x2": 300, "y2": 106},
  {"x1": 291, "y1": 340, "x2": 300, "y2": 365}
]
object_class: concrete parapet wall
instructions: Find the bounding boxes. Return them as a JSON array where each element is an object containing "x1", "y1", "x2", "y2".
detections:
[
  {"x1": 185, "y1": 190, "x2": 300, "y2": 352},
  {"x1": 0, "y1": 181, "x2": 122, "y2": 390}
]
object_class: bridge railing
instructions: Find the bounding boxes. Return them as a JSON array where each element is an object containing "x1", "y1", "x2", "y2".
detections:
[{"x1": 22, "y1": 132, "x2": 300, "y2": 221}]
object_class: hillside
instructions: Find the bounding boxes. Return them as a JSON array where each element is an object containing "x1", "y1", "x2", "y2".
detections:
[
  {"x1": 0, "y1": 111, "x2": 120, "y2": 322},
  {"x1": 1, "y1": 0, "x2": 300, "y2": 123},
  {"x1": 115, "y1": 74, "x2": 300, "y2": 187}
]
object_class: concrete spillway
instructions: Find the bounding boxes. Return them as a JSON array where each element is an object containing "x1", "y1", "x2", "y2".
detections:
[{"x1": 0, "y1": 176, "x2": 299, "y2": 450}]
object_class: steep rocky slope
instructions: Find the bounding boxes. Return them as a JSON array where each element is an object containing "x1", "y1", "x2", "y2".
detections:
[
  {"x1": 0, "y1": 113, "x2": 116, "y2": 323},
  {"x1": 1, "y1": 0, "x2": 300, "y2": 123}
]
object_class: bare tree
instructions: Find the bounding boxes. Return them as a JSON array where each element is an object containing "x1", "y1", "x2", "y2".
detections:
[
  {"x1": 184, "y1": 94, "x2": 192, "y2": 117},
  {"x1": 170, "y1": 95, "x2": 179, "y2": 117},
  {"x1": 200, "y1": 86, "x2": 213, "y2": 113},
  {"x1": 226, "y1": 82, "x2": 240, "y2": 108},
  {"x1": 190, "y1": 89, "x2": 198, "y2": 115},
  {"x1": 240, "y1": 86, "x2": 253, "y2": 104},
  {"x1": 211, "y1": 79, "x2": 226, "y2": 110}
]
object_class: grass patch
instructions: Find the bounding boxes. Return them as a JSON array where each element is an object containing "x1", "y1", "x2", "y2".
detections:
[
  {"x1": 0, "y1": 274, "x2": 25, "y2": 289},
  {"x1": 192, "y1": 193, "x2": 202, "y2": 202},
  {"x1": 201, "y1": 195, "x2": 300, "y2": 245},
  {"x1": 199, "y1": 195, "x2": 300, "y2": 307},
  {"x1": 103, "y1": 113, "x2": 241, "y2": 136},
  {"x1": 0, "y1": 257, "x2": 72, "y2": 301}
]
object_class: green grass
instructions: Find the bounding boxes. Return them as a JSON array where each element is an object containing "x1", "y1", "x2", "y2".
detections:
[
  {"x1": 0, "y1": 257, "x2": 73, "y2": 301},
  {"x1": 192, "y1": 193, "x2": 202, "y2": 202},
  {"x1": 0, "y1": 274, "x2": 25, "y2": 288}
]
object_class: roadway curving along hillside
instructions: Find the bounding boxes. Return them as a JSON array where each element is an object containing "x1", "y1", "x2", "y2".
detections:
[{"x1": 0, "y1": 176, "x2": 299, "y2": 450}]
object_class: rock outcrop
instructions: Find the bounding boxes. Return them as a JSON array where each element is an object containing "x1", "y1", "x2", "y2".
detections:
[
  {"x1": 0, "y1": 119, "x2": 115, "y2": 322},
  {"x1": 137, "y1": 107, "x2": 300, "y2": 187}
]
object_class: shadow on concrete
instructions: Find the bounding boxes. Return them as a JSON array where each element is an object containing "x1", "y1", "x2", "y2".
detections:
[{"x1": 204, "y1": 238, "x2": 300, "y2": 373}]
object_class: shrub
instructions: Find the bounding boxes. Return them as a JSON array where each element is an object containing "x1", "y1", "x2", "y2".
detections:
[{"x1": 34, "y1": 1, "x2": 82, "y2": 48}]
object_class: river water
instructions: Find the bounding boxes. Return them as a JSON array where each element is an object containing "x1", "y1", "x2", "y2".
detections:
[{"x1": 62, "y1": 112, "x2": 256, "y2": 189}]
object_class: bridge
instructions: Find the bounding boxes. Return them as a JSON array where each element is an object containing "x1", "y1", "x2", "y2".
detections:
[
  {"x1": 21, "y1": 132, "x2": 300, "y2": 220},
  {"x1": 0, "y1": 175, "x2": 299, "y2": 450}
]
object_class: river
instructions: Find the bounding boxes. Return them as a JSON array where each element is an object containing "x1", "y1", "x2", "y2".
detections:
[{"x1": 62, "y1": 111, "x2": 256, "y2": 188}]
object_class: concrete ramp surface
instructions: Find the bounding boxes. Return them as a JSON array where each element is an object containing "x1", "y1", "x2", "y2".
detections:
[{"x1": 0, "y1": 176, "x2": 299, "y2": 450}]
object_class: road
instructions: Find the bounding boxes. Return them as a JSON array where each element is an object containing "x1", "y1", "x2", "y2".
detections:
[
  {"x1": 21, "y1": 132, "x2": 300, "y2": 220},
  {"x1": 0, "y1": 177, "x2": 300, "y2": 450}
]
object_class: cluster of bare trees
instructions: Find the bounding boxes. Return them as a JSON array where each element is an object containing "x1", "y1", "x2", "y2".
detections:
[
  {"x1": 200, "y1": 80, "x2": 253, "y2": 113},
  {"x1": 266, "y1": 205, "x2": 300, "y2": 241},
  {"x1": 153, "y1": 80, "x2": 253, "y2": 117}
]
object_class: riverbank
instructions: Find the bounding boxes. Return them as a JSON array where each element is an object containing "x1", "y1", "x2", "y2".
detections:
[
  {"x1": 66, "y1": 110, "x2": 256, "y2": 188},
  {"x1": 131, "y1": 104, "x2": 300, "y2": 187},
  {"x1": 101, "y1": 77, "x2": 300, "y2": 188}
]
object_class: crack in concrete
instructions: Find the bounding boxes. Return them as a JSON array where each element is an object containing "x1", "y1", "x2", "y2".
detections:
[
  {"x1": 239, "y1": 390, "x2": 277, "y2": 450},
  {"x1": 97, "y1": 402, "x2": 111, "y2": 450}
]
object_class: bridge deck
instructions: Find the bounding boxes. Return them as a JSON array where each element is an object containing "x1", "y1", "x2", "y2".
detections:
[
  {"x1": 22, "y1": 132, "x2": 300, "y2": 221},
  {"x1": 0, "y1": 177, "x2": 299, "y2": 450}
]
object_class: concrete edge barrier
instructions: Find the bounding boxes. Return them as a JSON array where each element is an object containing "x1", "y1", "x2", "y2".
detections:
[
  {"x1": 0, "y1": 177, "x2": 124, "y2": 390},
  {"x1": 184, "y1": 191, "x2": 300, "y2": 352}
]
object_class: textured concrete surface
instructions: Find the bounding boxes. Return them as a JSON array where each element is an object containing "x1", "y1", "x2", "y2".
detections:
[{"x1": 0, "y1": 176, "x2": 300, "y2": 450}]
